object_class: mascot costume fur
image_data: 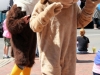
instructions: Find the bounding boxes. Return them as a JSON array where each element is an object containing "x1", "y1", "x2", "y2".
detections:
[
  {"x1": 30, "y1": 0, "x2": 100, "y2": 75},
  {"x1": 6, "y1": 0, "x2": 38, "y2": 75}
]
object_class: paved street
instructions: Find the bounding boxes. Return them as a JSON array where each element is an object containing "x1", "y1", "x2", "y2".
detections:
[
  {"x1": 0, "y1": 29, "x2": 99, "y2": 75},
  {"x1": 0, "y1": 29, "x2": 100, "y2": 59}
]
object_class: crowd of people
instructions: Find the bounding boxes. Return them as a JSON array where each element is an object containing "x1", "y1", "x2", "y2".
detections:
[
  {"x1": 77, "y1": 0, "x2": 100, "y2": 29},
  {"x1": 1, "y1": 0, "x2": 100, "y2": 75}
]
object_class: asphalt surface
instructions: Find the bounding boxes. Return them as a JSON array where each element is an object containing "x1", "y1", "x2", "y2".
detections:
[
  {"x1": 0, "y1": 29, "x2": 99, "y2": 59},
  {"x1": 0, "y1": 29, "x2": 100, "y2": 75}
]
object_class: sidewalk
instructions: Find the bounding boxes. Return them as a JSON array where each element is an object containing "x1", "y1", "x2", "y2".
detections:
[{"x1": 0, "y1": 53, "x2": 96, "y2": 75}]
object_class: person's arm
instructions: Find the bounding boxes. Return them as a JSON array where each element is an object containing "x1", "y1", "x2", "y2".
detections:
[
  {"x1": 77, "y1": 0, "x2": 100, "y2": 28},
  {"x1": 30, "y1": 1, "x2": 63, "y2": 32},
  {"x1": 87, "y1": 37, "x2": 90, "y2": 48}
]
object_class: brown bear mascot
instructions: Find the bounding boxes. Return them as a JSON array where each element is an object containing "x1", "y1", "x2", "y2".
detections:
[
  {"x1": 30, "y1": 0, "x2": 100, "y2": 75},
  {"x1": 6, "y1": 0, "x2": 38, "y2": 75}
]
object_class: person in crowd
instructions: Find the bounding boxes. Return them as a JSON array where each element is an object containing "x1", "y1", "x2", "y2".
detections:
[
  {"x1": 9, "y1": 0, "x2": 13, "y2": 7},
  {"x1": 92, "y1": 49, "x2": 100, "y2": 75},
  {"x1": 29, "y1": 0, "x2": 100, "y2": 75},
  {"x1": 2, "y1": 11, "x2": 11, "y2": 59},
  {"x1": 7, "y1": 0, "x2": 14, "y2": 10},
  {"x1": 77, "y1": 0, "x2": 81, "y2": 7},
  {"x1": 93, "y1": 3, "x2": 100, "y2": 29},
  {"x1": 6, "y1": 0, "x2": 38, "y2": 75},
  {"x1": 77, "y1": 28, "x2": 90, "y2": 54},
  {"x1": 80, "y1": 0, "x2": 86, "y2": 9}
]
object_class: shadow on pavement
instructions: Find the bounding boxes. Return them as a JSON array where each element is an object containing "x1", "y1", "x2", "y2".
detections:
[
  {"x1": 76, "y1": 59, "x2": 94, "y2": 63},
  {"x1": 77, "y1": 52, "x2": 95, "y2": 55}
]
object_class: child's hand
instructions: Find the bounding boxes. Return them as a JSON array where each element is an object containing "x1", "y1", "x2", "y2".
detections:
[
  {"x1": 23, "y1": 15, "x2": 30, "y2": 24},
  {"x1": 45, "y1": 2, "x2": 63, "y2": 17}
]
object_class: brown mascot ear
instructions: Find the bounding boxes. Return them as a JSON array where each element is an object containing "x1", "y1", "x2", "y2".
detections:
[{"x1": 40, "y1": 0, "x2": 48, "y2": 4}]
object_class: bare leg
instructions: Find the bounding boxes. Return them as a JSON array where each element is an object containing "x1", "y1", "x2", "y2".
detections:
[
  {"x1": 94, "y1": 24, "x2": 98, "y2": 29},
  {"x1": 3, "y1": 46, "x2": 10, "y2": 58},
  {"x1": 5, "y1": 46, "x2": 9, "y2": 56},
  {"x1": 3, "y1": 46, "x2": 6, "y2": 55}
]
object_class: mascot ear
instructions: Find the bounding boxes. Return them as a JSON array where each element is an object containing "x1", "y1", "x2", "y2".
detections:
[{"x1": 40, "y1": 0, "x2": 48, "y2": 4}]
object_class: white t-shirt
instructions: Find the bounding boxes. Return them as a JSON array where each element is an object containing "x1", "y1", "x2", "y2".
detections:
[{"x1": 77, "y1": 0, "x2": 81, "y2": 7}]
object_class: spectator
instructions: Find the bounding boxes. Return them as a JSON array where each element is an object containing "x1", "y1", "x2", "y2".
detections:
[
  {"x1": 80, "y1": 0, "x2": 86, "y2": 9},
  {"x1": 77, "y1": 0, "x2": 81, "y2": 7},
  {"x1": 93, "y1": 4, "x2": 100, "y2": 29},
  {"x1": 9, "y1": 0, "x2": 13, "y2": 7},
  {"x1": 7, "y1": 0, "x2": 14, "y2": 10},
  {"x1": 2, "y1": 11, "x2": 11, "y2": 59},
  {"x1": 92, "y1": 50, "x2": 100, "y2": 75},
  {"x1": 77, "y1": 28, "x2": 90, "y2": 54}
]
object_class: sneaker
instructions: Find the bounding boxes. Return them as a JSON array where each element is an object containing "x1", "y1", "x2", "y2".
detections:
[
  {"x1": 3, "y1": 56, "x2": 10, "y2": 59},
  {"x1": 94, "y1": 28, "x2": 98, "y2": 29}
]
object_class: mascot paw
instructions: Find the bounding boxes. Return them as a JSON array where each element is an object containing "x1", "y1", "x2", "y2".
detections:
[
  {"x1": 54, "y1": 2, "x2": 63, "y2": 15},
  {"x1": 45, "y1": 2, "x2": 63, "y2": 17}
]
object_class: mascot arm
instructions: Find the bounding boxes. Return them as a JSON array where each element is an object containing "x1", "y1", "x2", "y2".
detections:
[
  {"x1": 6, "y1": 5, "x2": 27, "y2": 34},
  {"x1": 30, "y1": 2, "x2": 63, "y2": 32},
  {"x1": 77, "y1": 0, "x2": 100, "y2": 28},
  {"x1": 7, "y1": 17, "x2": 26, "y2": 34}
]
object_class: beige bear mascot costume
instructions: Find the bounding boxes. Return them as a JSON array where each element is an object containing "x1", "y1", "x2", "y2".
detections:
[
  {"x1": 6, "y1": 0, "x2": 38, "y2": 75},
  {"x1": 30, "y1": 0, "x2": 100, "y2": 75}
]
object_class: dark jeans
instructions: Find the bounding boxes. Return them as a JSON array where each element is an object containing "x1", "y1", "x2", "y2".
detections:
[
  {"x1": 35, "y1": 46, "x2": 39, "y2": 57},
  {"x1": 93, "y1": 18, "x2": 100, "y2": 28},
  {"x1": 93, "y1": 72, "x2": 100, "y2": 75}
]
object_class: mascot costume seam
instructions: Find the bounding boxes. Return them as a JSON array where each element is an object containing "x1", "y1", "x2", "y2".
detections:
[{"x1": 30, "y1": 0, "x2": 100, "y2": 75}]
